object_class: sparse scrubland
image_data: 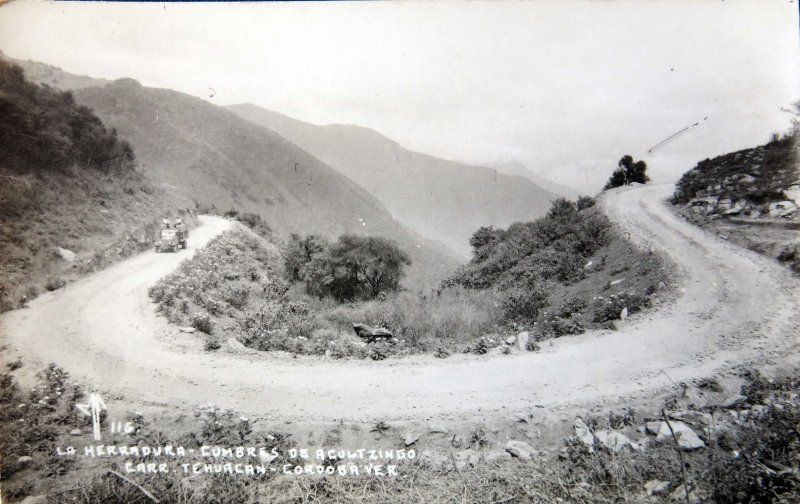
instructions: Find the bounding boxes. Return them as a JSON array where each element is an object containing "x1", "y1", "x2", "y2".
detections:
[
  {"x1": 3, "y1": 360, "x2": 798, "y2": 503},
  {"x1": 150, "y1": 196, "x2": 668, "y2": 360},
  {"x1": 672, "y1": 129, "x2": 800, "y2": 272},
  {"x1": 445, "y1": 197, "x2": 668, "y2": 342},
  {"x1": 0, "y1": 59, "x2": 193, "y2": 312}
]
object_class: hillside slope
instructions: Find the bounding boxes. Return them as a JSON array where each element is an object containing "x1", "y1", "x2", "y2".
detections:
[
  {"x1": 671, "y1": 130, "x2": 800, "y2": 272},
  {"x1": 227, "y1": 104, "x2": 559, "y2": 257},
  {"x1": 1, "y1": 50, "x2": 109, "y2": 90},
  {"x1": 491, "y1": 159, "x2": 581, "y2": 199},
  {"x1": 0, "y1": 58, "x2": 193, "y2": 312},
  {"x1": 70, "y1": 80, "x2": 457, "y2": 288}
]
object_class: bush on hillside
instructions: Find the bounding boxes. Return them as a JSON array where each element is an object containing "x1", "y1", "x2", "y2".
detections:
[{"x1": 445, "y1": 198, "x2": 612, "y2": 321}]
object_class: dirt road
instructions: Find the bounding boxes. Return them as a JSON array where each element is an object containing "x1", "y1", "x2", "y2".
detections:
[{"x1": 2, "y1": 186, "x2": 799, "y2": 423}]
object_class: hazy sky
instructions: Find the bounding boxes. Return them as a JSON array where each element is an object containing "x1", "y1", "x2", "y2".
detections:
[{"x1": 0, "y1": 1, "x2": 797, "y2": 192}]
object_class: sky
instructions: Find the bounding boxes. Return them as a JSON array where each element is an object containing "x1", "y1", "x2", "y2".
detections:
[{"x1": 0, "y1": 0, "x2": 798, "y2": 192}]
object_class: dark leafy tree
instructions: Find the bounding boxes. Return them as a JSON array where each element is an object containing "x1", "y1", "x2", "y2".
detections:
[
  {"x1": 284, "y1": 234, "x2": 328, "y2": 282},
  {"x1": 287, "y1": 234, "x2": 411, "y2": 302},
  {"x1": 469, "y1": 226, "x2": 505, "y2": 261},
  {"x1": 604, "y1": 155, "x2": 650, "y2": 190},
  {"x1": 0, "y1": 59, "x2": 135, "y2": 174}
]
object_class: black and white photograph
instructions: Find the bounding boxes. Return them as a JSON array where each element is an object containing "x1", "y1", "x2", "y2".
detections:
[{"x1": 0, "y1": 1, "x2": 798, "y2": 502}]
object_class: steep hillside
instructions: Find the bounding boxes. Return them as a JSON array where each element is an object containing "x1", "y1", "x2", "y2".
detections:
[
  {"x1": 71, "y1": 80, "x2": 457, "y2": 288},
  {"x1": 672, "y1": 130, "x2": 800, "y2": 271},
  {"x1": 491, "y1": 160, "x2": 581, "y2": 199},
  {"x1": 227, "y1": 104, "x2": 559, "y2": 257},
  {"x1": 0, "y1": 59, "x2": 193, "y2": 312}
]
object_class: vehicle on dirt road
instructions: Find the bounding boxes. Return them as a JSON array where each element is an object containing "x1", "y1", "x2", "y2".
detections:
[{"x1": 155, "y1": 228, "x2": 186, "y2": 253}]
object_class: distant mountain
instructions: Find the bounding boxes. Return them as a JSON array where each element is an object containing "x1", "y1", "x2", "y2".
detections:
[
  {"x1": 490, "y1": 160, "x2": 581, "y2": 200},
  {"x1": 227, "y1": 104, "x2": 560, "y2": 258},
  {"x1": 67, "y1": 79, "x2": 457, "y2": 288}
]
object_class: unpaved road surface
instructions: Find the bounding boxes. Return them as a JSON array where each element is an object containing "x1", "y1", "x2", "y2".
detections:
[{"x1": 2, "y1": 186, "x2": 799, "y2": 423}]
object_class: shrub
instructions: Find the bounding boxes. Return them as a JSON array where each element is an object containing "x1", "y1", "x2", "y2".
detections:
[
  {"x1": 502, "y1": 285, "x2": 549, "y2": 321},
  {"x1": 556, "y1": 295, "x2": 588, "y2": 318},
  {"x1": 538, "y1": 317, "x2": 586, "y2": 338},
  {"x1": 591, "y1": 293, "x2": 650, "y2": 323},
  {"x1": 446, "y1": 199, "x2": 612, "y2": 324},
  {"x1": 576, "y1": 195, "x2": 596, "y2": 210},
  {"x1": 191, "y1": 313, "x2": 213, "y2": 334},
  {"x1": 44, "y1": 277, "x2": 66, "y2": 291}
]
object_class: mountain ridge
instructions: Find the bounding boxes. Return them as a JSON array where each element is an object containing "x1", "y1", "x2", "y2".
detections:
[
  {"x1": 1, "y1": 53, "x2": 459, "y2": 288},
  {"x1": 227, "y1": 103, "x2": 561, "y2": 257}
]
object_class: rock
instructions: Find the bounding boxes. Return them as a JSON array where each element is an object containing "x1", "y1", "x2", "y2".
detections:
[
  {"x1": 20, "y1": 496, "x2": 47, "y2": 504},
  {"x1": 619, "y1": 307, "x2": 629, "y2": 322},
  {"x1": 505, "y1": 335, "x2": 516, "y2": 345},
  {"x1": 222, "y1": 338, "x2": 254, "y2": 355},
  {"x1": 645, "y1": 479, "x2": 671, "y2": 496},
  {"x1": 656, "y1": 421, "x2": 705, "y2": 450},
  {"x1": 352, "y1": 323, "x2": 394, "y2": 343},
  {"x1": 595, "y1": 430, "x2": 630, "y2": 453},
  {"x1": 70, "y1": 428, "x2": 82, "y2": 436},
  {"x1": 428, "y1": 423, "x2": 448, "y2": 434},
  {"x1": 453, "y1": 450, "x2": 480, "y2": 470},
  {"x1": 177, "y1": 326, "x2": 196, "y2": 333},
  {"x1": 574, "y1": 418, "x2": 594, "y2": 446},
  {"x1": 645, "y1": 421, "x2": 662, "y2": 435},
  {"x1": 324, "y1": 349, "x2": 332, "y2": 358},
  {"x1": 784, "y1": 185, "x2": 800, "y2": 206},
  {"x1": 55, "y1": 247, "x2": 77, "y2": 262},
  {"x1": 669, "y1": 483, "x2": 699, "y2": 503},
  {"x1": 658, "y1": 281, "x2": 667, "y2": 290},
  {"x1": 17, "y1": 455, "x2": 33, "y2": 465},
  {"x1": 418, "y1": 450, "x2": 451, "y2": 469},
  {"x1": 722, "y1": 394, "x2": 747, "y2": 408},
  {"x1": 768, "y1": 201, "x2": 798, "y2": 218},
  {"x1": 505, "y1": 440, "x2": 535, "y2": 459},
  {"x1": 404, "y1": 432, "x2": 419, "y2": 447},
  {"x1": 517, "y1": 331, "x2": 530, "y2": 352},
  {"x1": 723, "y1": 203, "x2": 743, "y2": 215},
  {"x1": 485, "y1": 450, "x2": 513, "y2": 463},
  {"x1": 750, "y1": 405, "x2": 769, "y2": 418},
  {"x1": 688, "y1": 197, "x2": 719, "y2": 215},
  {"x1": 736, "y1": 174, "x2": 757, "y2": 191}
]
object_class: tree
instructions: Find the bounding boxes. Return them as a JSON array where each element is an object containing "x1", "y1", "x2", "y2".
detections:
[
  {"x1": 604, "y1": 155, "x2": 650, "y2": 190},
  {"x1": 327, "y1": 235, "x2": 411, "y2": 300},
  {"x1": 286, "y1": 234, "x2": 411, "y2": 301},
  {"x1": 284, "y1": 234, "x2": 327, "y2": 282},
  {"x1": 469, "y1": 226, "x2": 505, "y2": 260}
]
